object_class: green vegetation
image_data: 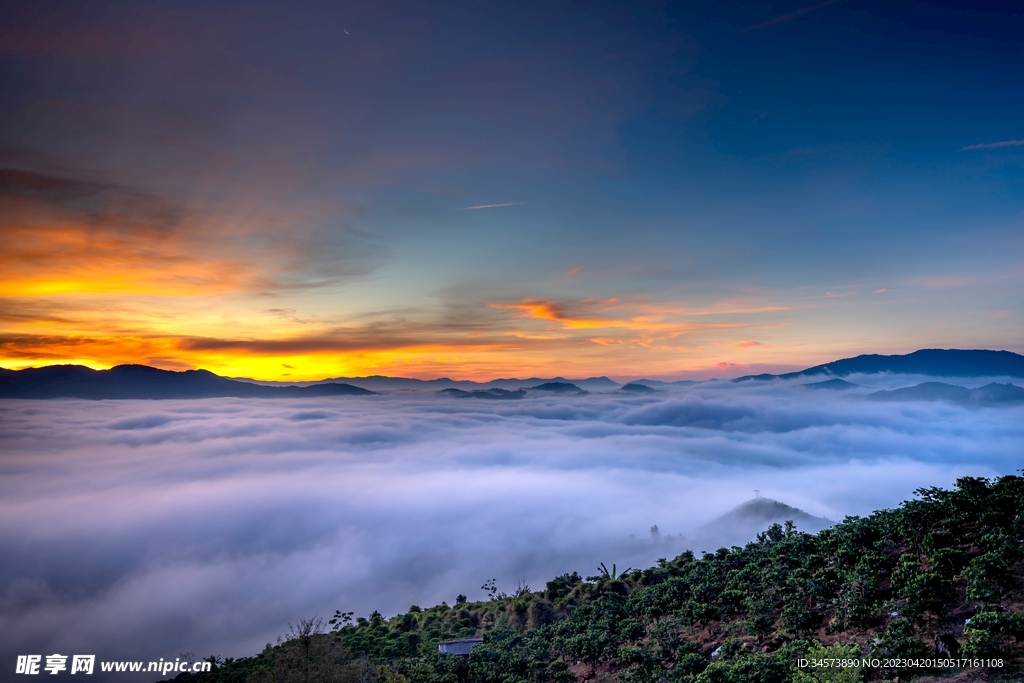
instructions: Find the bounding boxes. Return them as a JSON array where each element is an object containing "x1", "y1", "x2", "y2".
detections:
[{"x1": 169, "y1": 475, "x2": 1024, "y2": 683}]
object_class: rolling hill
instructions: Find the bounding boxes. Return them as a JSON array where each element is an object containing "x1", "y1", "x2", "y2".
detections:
[
  {"x1": 0, "y1": 364, "x2": 374, "y2": 399},
  {"x1": 735, "y1": 348, "x2": 1024, "y2": 382}
]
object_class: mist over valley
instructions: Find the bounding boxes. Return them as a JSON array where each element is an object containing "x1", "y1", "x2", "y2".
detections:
[{"x1": 2, "y1": 353, "x2": 1021, "y2": 678}]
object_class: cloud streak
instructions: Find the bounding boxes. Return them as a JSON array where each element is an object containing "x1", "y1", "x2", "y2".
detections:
[
  {"x1": 456, "y1": 202, "x2": 527, "y2": 210},
  {"x1": 1, "y1": 381, "x2": 1020, "y2": 680},
  {"x1": 737, "y1": 0, "x2": 843, "y2": 34},
  {"x1": 961, "y1": 139, "x2": 1024, "y2": 150}
]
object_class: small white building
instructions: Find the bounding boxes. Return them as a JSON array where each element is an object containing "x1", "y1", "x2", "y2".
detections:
[{"x1": 438, "y1": 638, "x2": 483, "y2": 655}]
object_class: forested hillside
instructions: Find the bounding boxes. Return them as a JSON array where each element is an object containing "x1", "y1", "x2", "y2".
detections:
[{"x1": 170, "y1": 475, "x2": 1024, "y2": 683}]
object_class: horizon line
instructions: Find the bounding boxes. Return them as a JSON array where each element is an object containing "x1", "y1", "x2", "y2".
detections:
[{"x1": 3, "y1": 346, "x2": 1022, "y2": 385}]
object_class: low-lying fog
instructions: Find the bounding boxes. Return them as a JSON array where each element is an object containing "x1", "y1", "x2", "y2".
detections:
[{"x1": 1, "y1": 378, "x2": 1021, "y2": 678}]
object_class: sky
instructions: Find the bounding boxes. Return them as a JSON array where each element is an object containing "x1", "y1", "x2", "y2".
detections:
[
  {"x1": 2, "y1": 383, "x2": 1020, "y2": 680},
  {"x1": 1, "y1": 0, "x2": 1023, "y2": 381}
]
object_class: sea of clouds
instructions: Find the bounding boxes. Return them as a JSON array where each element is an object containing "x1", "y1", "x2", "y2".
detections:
[{"x1": 1, "y1": 379, "x2": 1022, "y2": 680}]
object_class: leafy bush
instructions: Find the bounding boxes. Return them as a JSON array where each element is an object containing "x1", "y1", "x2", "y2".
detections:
[{"x1": 170, "y1": 475, "x2": 1024, "y2": 683}]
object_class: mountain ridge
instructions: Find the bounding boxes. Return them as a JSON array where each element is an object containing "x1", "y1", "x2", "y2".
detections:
[
  {"x1": 4, "y1": 348, "x2": 1024, "y2": 399},
  {"x1": 689, "y1": 497, "x2": 834, "y2": 550},
  {"x1": 734, "y1": 348, "x2": 1024, "y2": 382},
  {"x1": 867, "y1": 381, "x2": 1024, "y2": 405},
  {"x1": 229, "y1": 374, "x2": 621, "y2": 392},
  {"x1": 0, "y1": 364, "x2": 374, "y2": 399}
]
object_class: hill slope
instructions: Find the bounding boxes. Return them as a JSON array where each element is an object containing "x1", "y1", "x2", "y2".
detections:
[
  {"x1": 0, "y1": 364, "x2": 374, "y2": 399},
  {"x1": 234, "y1": 375, "x2": 622, "y2": 392},
  {"x1": 735, "y1": 349, "x2": 1024, "y2": 382},
  {"x1": 169, "y1": 475, "x2": 1024, "y2": 683},
  {"x1": 867, "y1": 382, "x2": 1024, "y2": 405},
  {"x1": 690, "y1": 498, "x2": 833, "y2": 550}
]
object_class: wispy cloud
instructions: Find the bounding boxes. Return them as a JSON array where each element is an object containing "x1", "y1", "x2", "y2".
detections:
[
  {"x1": 737, "y1": 0, "x2": 843, "y2": 34},
  {"x1": 961, "y1": 139, "x2": 1024, "y2": 151},
  {"x1": 456, "y1": 202, "x2": 526, "y2": 210},
  {"x1": 491, "y1": 298, "x2": 707, "y2": 335},
  {"x1": 0, "y1": 168, "x2": 380, "y2": 299}
]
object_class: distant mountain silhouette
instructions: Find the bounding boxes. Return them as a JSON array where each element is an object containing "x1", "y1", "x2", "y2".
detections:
[
  {"x1": 620, "y1": 383, "x2": 657, "y2": 394},
  {"x1": 969, "y1": 382, "x2": 1024, "y2": 404},
  {"x1": 0, "y1": 365, "x2": 374, "y2": 399},
  {"x1": 628, "y1": 379, "x2": 702, "y2": 387},
  {"x1": 735, "y1": 349, "x2": 1024, "y2": 382},
  {"x1": 867, "y1": 381, "x2": 1024, "y2": 405},
  {"x1": 436, "y1": 388, "x2": 526, "y2": 400},
  {"x1": 233, "y1": 374, "x2": 620, "y2": 392},
  {"x1": 802, "y1": 379, "x2": 860, "y2": 391},
  {"x1": 690, "y1": 497, "x2": 834, "y2": 550},
  {"x1": 867, "y1": 381, "x2": 971, "y2": 403},
  {"x1": 9, "y1": 349, "x2": 1024, "y2": 401},
  {"x1": 529, "y1": 382, "x2": 588, "y2": 395}
]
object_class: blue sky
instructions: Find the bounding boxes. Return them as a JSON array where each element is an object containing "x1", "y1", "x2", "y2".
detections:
[{"x1": 1, "y1": 0, "x2": 1021, "y2": 379}]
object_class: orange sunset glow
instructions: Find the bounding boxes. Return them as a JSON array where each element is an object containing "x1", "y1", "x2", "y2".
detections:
[
  {"x1": 0, "y1": 169, "x2": 832, "y2": 379},
  {"x1": 1, "y1": 187, "x2": 1016, "y2": 381},
  {"x1": 1, "y1": 0, "x2": 1021, "y2": 382}
]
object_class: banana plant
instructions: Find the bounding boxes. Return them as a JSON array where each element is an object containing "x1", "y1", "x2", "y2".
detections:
[{"x1": 595, "y1": 562, "x2": 632, "y2": 581}]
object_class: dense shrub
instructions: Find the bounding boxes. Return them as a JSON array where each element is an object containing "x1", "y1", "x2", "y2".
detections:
[{"x1": 171, "y1": 475, "x2": 1024, "y2": 683}]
